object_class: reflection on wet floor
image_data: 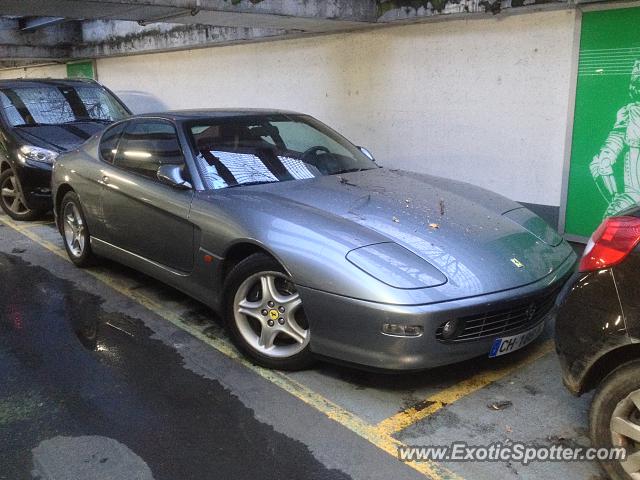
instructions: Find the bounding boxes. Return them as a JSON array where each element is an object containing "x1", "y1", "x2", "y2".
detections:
[{"x1": 0, "y1": 252, "x2": 351, "y2": 480}]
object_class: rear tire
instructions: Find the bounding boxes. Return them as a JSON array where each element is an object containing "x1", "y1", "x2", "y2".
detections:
[
  {"x1": 590, "y1": 359, "x2": 640, "y2": 480},
  {"x1": 0, "y1": 169, "x2": 44, "y2": 221},
  {"x1": 60, "y1": 191, "x2": 96, "y2": 267},
  {"x1": 224, "y1": 253, "x2": 314, "y2": 371}
]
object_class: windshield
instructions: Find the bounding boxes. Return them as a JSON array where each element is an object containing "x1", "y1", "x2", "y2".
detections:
[
  {"x1": 0, "y1": 84, "x2": 129, "y2": 127},
  {"x1": 188, "y1": 114, "x2": 377, "y2": 190}
]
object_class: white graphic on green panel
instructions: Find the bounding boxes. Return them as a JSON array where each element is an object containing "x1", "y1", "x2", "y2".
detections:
[{"x1": 590, "y1": 60, "x2": 640, "y2": 217}]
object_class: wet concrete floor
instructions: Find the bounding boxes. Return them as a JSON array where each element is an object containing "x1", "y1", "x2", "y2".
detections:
[
  {"x1": 0, "y1": 215, "x2": 601, "y2": 480},
  {"x1": 0, "y1": 252, "x2": 350, "y2": 480}
]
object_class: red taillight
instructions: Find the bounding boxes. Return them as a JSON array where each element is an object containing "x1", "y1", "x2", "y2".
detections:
[{"x1": 579, "y1": 216, "x2": 640, "y2": 272}]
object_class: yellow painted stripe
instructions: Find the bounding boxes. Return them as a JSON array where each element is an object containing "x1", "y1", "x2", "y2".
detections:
[
  {"x1": 0, "y1": 215, "x2": 462, "y2": 480},
  {"x1": 18, "y1": 220, "x2": 56, "y2": 227},
  {"x1": 376, "y1": 339, "x2": 554, "y2": 436},
  {"x1": 2, "y1": 219, "x2": 67, "y2": 255}
]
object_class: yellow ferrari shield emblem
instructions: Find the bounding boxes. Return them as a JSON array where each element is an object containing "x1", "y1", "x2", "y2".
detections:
[
  {"x1": 510, "y1": 258, "x2": 524, "y2": 268},
  {"x1": 269, "y1": 309, "x2": 279, "y2": 320}
]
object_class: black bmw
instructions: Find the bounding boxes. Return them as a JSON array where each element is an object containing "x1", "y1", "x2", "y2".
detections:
[
  {"x1": 556, "y1": 207, "x2": 640, "y2": 479},
  {"x1": 0, "y1": 78, "x2": 130, "y2": 220}
]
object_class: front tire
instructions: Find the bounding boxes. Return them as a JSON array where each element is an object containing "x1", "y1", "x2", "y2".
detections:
[
  {"x1": 590, "y1": 360, "x2": 640, "y2": 479},
  {"x1": 224, "y1": 253, "x2": 314, "y2": 371},
  {"x1": 0, "y1": 169, "x2": 44, "y2": 221},
  {"x1": 60, "y1": 191, "x2": 96, "y2": 267}
]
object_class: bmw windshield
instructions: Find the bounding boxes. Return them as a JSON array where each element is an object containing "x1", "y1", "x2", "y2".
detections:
[
  {"x1": 0, "y1": 84, "x2": 129, "y2": 127},
  {"x1": 188, "y1": 114, "x2": 377, "y2": 189}
]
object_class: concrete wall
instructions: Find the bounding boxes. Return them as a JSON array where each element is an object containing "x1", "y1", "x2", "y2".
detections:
[
  {"x1": 0, "y1": 63, "x2": 66, "y2": 79},
  {"x1": 0, "y1": 9, "x2": 578, "y2": 208}
]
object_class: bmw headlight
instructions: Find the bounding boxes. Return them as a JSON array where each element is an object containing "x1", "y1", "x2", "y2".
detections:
[{"x1": 18, "y1": 145, "x2": 59, "y2": 165}]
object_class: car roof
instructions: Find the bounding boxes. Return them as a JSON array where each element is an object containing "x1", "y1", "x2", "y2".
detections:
[
  {"x1": 135, "y1": 109, "x2": 304, "y2": 122},
  {"x1": 0, "y1": 78, "x2": 102, "y2": 89}
]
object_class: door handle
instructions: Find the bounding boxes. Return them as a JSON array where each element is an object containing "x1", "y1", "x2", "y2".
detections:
[{"x1": 102, "y1": 175, "x2": 110, "y2": 184}]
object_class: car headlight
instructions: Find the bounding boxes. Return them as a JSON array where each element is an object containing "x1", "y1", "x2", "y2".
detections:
[
  {"x1": 18, "y1": 145, "x2": 59, "y2": 165},
  {"x1": 346, "y1": 242, "x2": 447, "y2": 289},
  {"x1": 502, "y1": 207, "x2": 562, "y2": 246}
]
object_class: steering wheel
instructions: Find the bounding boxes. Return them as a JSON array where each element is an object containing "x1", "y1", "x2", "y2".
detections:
[{"x1": 302, "y1": 145, "x2": 331, "y2": 162}]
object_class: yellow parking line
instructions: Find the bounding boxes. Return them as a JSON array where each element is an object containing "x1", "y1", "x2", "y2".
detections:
[
  {"x1": 2, "y1": 219, "x2": 66, "y2": 254},
  {"x1": 0, "y1": 214, "x2": 462, "y2": 480},
  {"x1": 19, "y1": 220, "x2": 56, "y2": 227},
  {"x1": 376, "y1": 339, "x2": 554, "y2": 436}
]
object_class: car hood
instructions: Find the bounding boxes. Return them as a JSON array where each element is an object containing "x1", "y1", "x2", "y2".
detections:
[
  {"x1": 229, "y1": 168, "x2": 574, "y2": 297},
  {"x1": 13, "y1": 122, "x2": 106, "y2": 152}
]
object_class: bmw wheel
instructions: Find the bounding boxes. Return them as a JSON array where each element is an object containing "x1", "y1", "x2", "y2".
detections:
[
  {"x1": 224, "y1": 253, "x2": 313, "y2": 370},
  {"x1": 60, "y1": 191, "x2": 96, "y2": 267},
  {"x1": 0, "y1": 169, "x2": 43, "y2": 221},
  {"x1": 591, "y1": 360, "x2": 640, "y2": 480}
]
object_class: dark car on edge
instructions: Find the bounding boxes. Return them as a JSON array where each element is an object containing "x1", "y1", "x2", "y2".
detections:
[
  {"x1": 556, "y1": 208, "x2": 640, "y2": 479},
  {"x1": 0, "y1": 78, "x2": 130, "y2": 220}
]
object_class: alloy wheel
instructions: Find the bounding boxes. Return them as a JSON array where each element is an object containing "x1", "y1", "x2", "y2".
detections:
[
  {"x1": 610, "y1": 388, "x2": 640, "y2": 478},
  {"x1": 233, "y1": 271, "x2": 309, "y2": 358},
  {"x1": 62, "y1": 201, "x2": 86, "y2": 258},
  {"x1": 1, "y1": 173, "x2": 28, "y2": 215}
]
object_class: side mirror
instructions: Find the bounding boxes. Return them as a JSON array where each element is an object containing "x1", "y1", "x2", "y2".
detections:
[
  {"x1": 358, "y1": 146, "x2": 376, "y2": 162},
  {"x1": 157, "y1": 164, "x2": 192, "y2": 190}
]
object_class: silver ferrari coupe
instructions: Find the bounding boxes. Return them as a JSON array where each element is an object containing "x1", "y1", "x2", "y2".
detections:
[{"x1": 52, "y1": 110, "x2": 577, "y2": 370}]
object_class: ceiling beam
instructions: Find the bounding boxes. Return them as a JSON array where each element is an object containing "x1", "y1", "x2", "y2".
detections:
[
  {"x1": 0, "y1": 60, "x2": 63, "y2": 70},
  {"x1": 0, "y1": 44, "x2": 71, "y2": 60},
  {"x1": 0, "y1": 0, "x2": 376, "y2": 32},
  {"x1": 0, "y1": 16, "x2": 81, "y2": 45},
  {"x1": 75, "y1": 21, "x2": 291, "y2": 57},
  {"x1": 0, "y1": 0, "x2": 616, "y2": 66},
  {"x1": 19, "y1": 16, "x2": 66, "y2": 31}
]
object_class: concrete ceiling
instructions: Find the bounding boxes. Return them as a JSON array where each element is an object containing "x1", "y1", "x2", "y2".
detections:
[
  {"x1": 0, "y1": 0, "x2": 612, "y2": 69},
  {"x1": 0, "y1": 0, "x2": 376, "y2": 32}
]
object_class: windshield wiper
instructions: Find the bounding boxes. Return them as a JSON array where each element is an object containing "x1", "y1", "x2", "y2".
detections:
[
  {"x1": 331, "y1": 168, "x2": 370, "y2": 175},
  {"x1": 13, "y1": 122, "x2": 56, "y2": 127},
  {"x1": 226, "y1": 180, "x2": 279, "y2": 189},
  {"x1": 14, "y1": 119, "x2": 113, "y2": 127},
  {"x1": 62, "y1": 118, "x2": 112, "y2": 124}
]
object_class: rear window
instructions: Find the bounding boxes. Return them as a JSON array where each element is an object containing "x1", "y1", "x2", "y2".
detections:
[{"x1": 0, "y1": 84, "x2": 128, "y2": 127}]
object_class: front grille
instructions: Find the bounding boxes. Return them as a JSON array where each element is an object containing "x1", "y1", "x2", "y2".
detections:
[{"x1": 436, "y1": 285, "x2": 561, "y2": 343}]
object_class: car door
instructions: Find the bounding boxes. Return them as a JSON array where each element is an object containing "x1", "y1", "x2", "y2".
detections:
[{"x1": 100, "y1": 118, "x2": 195, "y2": 272}]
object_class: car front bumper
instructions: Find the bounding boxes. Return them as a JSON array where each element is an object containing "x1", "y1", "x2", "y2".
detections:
[
  {"x1": 300, "y1": 253, "x2": 577, "y2": 371},
  {"x1": 18, "y1": 162, "x2": 53, "y2": 211}
]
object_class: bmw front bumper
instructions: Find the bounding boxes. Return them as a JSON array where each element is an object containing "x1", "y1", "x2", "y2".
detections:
[{"x1": 18, "y1": 162, "x2": 53, "y2": 211}]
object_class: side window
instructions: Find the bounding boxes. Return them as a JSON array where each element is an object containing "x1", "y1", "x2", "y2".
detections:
[
  {"x1": 99, "y1": 122, "x2": 127, "y2": 164},
  {"x1": 113, "y1": 120, "x2": 184, "y2": 180}
]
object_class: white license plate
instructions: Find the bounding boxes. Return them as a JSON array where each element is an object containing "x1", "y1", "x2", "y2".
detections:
[{"x1": 489, "y1": 321, "x2": 545, "y2": 358}]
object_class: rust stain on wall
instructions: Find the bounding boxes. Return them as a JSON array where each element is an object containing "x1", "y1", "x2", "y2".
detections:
[{"x1": 376, "y1": 0, "x2": 562, "y2": 18}]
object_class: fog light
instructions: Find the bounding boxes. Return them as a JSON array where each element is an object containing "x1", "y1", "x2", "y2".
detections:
[
  {"x1": 441, "y1": 319, "x2": 459, "y2": 340},
  {"x1": 382, "y1": 323, "x2": 423, "y2": 337}
]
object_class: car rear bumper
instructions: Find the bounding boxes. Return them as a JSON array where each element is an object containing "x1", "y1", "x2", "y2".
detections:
[
  {"x1": 301, "y1": 252, "x2": 577, "y2": 371},
  {"x1": 555, "y1": 268, "x2": 633, "y2": 395}
]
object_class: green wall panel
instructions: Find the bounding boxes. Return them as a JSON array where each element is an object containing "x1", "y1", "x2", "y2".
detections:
[
  {"x1": 565, "y1": 7, "x2": 640, "y2": 237},
  {"x1": 66, "y1": 60, "x2": 95, "y2": 79}
]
